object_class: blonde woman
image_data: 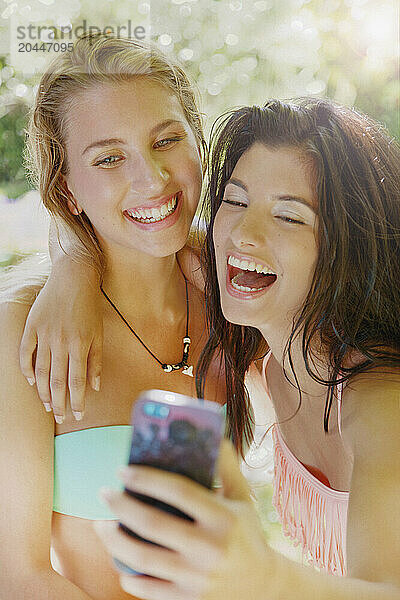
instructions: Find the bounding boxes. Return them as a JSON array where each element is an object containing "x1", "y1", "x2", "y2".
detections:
[{"x1": 0, "y1": 34, "x2": 227, "y2": 600}]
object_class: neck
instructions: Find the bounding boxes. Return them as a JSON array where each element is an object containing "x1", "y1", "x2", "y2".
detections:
[
  {"x1": 259, "y1": 321, "x2": 330, "y2": 399},
  {"x1": 101, "y1": 247, "x2": 186, "y2": 322}
]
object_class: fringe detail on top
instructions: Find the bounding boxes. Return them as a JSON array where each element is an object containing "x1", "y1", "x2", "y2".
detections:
[{"x1": 272, "y1": 424, "x2": 349, "y2": 577}]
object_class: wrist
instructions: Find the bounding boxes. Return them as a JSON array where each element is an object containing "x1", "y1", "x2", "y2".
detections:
[{"x1": 50, "y1": 255, "x2": 101, "y2": 290}]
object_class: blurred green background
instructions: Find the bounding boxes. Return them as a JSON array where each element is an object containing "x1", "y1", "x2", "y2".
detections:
[{"x1": 0, "y1": 0, "x2": 399, "y2": 559}]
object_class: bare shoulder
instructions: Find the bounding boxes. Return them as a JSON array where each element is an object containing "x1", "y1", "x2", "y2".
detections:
[
  {"x1": 0, "y1": 300, "x2": 31, "y2": 338},
  {"x1": 341, "y1": 367, "x2": 400, "y2": 457},
  {"x1": 0, "y1": 300, "x2": 49, "y2": 426},
  {"x1": 0, "y1": 301, "x2": 32, "y2": 372}
]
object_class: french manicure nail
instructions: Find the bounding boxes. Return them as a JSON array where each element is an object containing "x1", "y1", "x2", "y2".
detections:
[
  {"x1": 43, "y1": 403, "x2": 52, "y2": 412},
  {"x1": 93, "y1": 376, "x2": 101, "y2": 392},
  {"x1": 54, "y1": 414, "x2": 64, "y2": 424},
  {"x1": 72, "y1": 411, "x2": 83, "y2": 421},
  {"x1": 117, "y1": 466, "x2": 135, "y2": 483},
  {"x1": 99, "y1": 486, "x2": 116, "y2": 502},
  {"x1": 27, "y1": 377, "x2": 35, "y2": 386}
]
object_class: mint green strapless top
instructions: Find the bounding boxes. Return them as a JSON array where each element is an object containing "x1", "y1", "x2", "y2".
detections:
[
  {"x1": 53, "y1": 368, "x2": 261, "y2": 520},
  {"x1": 53, "y1": 406, "x2": 230, "y2": 520},
  {"x1": 53, "y1": 426, "x2": 132, "y2": 520}
]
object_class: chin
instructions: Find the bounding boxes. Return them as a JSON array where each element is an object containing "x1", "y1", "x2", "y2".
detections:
[{"x1": 220, "y1": 303, "x2": 256, "y2": 328}]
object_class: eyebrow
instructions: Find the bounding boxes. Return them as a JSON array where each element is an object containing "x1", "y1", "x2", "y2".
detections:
[
  {"x1": 225, "y1": 178, "x2": 315, "y2": 211},
  {"x1": 82, "y1": 119, "x2": 186, "y2": 156}
]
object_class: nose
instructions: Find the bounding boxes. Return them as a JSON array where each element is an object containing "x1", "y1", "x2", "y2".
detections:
[
  {"x1": 230, "y1": 207, "x2": 267, "y2": 250},
  {"x1": 129, "y1": 153, "x2": 170, "y2": 196}
]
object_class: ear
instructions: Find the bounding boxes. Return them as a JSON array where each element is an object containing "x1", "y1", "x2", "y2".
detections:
[{"x1": 60, "y1": 175, "x2": 83, "y2": 216}]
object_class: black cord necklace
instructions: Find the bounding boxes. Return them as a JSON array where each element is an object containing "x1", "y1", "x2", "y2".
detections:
[{"x1": 100, "y1": 278, "x2": 193, "y2": 377}]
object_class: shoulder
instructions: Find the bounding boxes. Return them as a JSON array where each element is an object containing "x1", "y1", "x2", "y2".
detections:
[
  {"x1": 341, "y1": 368, "x2": 400, "y2": 458},
  {"x1": 0, "y1": 301, "x2": 32, "y2": 350},
  {"x1": 0, "y1": 301, "x2": 43, "y2": 421}
]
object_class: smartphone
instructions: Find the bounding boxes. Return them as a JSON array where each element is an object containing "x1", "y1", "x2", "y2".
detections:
[{"x1": 113, "y1": 389, "x2": 224, "y2": 575}]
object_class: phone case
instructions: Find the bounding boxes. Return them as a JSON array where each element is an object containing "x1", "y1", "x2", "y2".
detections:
[{"x1": 114, "y1": 389, "x2": 224, "y2": 575}]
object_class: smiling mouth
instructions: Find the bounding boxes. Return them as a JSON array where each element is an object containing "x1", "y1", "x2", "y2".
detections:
[
  {"x1": 125, "y1": 192, "x2": 180, "y2": 224},
  {"x1": 227, "y1": 255, "x2": 277, "y2": 293}
]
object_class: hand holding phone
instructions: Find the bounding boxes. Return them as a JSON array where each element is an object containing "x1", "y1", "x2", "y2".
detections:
[{"x1": 114, "y1": 389, "x2": 224, "y2": 575}]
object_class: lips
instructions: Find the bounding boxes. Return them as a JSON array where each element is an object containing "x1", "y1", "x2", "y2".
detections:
[
  {"x1": 125, "y1": 193, "x2": 179, "y2": 223},
  {"x1": 123, "y1": 191, "x2": 183, "y2": 232},
  {"x1": 225, "y1": 253, "x2": 277, "y2": 299}
]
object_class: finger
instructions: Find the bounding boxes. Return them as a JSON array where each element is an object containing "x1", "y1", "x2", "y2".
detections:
[
  {"x1": 93, "y1": 520, "x2": 206, "y2": 590},
  {"x1": 216, "y1": 440, "x2": 251, "y2": 501},
  {"x1": 68, "y1": 345, "x2": 88, "y2": 419},
  {"x1": 34, "y1": 341, "x2": 52, "y2": 410},
  {"x1": 87, "y1": 331, "x2": 103, "y2": 392},
  {"x1": 49, "y1": 349, "x2": 68, "y2": 423},
  {"x1": 19, "y1": 325, "x2": 38, "y2": 386},
  {"x1": 116, "y1": 468, "x2": 228, "y2": 535},
  {"x1": 98, "y1": 488, "x2": 214, "y2": 560}
]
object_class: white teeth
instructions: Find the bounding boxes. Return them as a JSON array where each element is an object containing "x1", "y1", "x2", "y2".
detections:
[
  {"x1": 227, "y1": 255, "x2": 276, "y2": 276},
  {"x1": 126, "y1": 194, "x2": 179, "y2": 224},
  {"x1": 231, "y1": 275, "x2": 258, "y2": 293}
]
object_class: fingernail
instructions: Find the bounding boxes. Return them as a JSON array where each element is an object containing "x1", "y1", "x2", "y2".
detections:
[
  {"x1": 72, "y1": 411, "x2": 83, "y2": 421},
  {"x1": 43, "y1": 403, "x2": 52, "y2": 412},
  {"x1": 99, "y1": 486, "x2": 116, "y2": 502},
  {"x1": 54, "y1": 414, "x2": 64, "y2": 424},
  {"x1": 117, "y1": 466, "x2": 135, "y2": 483},
  {"x1": 93, "y1": 376, "x2": 101, "y2": 392},
  {"x1": 27, "y1": 377, "x2": 35, "y2": 386}
]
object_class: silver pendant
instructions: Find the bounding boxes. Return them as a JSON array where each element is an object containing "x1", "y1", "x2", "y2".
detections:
[{"x1": 182, "y1": 365, "x2": 194, "y2": 377}]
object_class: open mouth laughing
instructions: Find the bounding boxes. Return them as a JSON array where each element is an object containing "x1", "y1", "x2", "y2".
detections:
[{"x1": 226, "y1": 254, "x2": 277, "y2": 298}]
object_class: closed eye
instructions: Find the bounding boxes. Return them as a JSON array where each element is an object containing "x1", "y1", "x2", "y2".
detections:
[
  {"x1": 276, "y1": 216, "x2": 305, "y2": 225},
  {"x1": 222, "y1": 198, "x2": 248, "y2": 208}
]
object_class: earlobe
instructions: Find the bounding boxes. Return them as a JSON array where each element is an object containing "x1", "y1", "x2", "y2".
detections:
[{"x1": 67, "y1": 197, "x2": 83, "y2": 216}]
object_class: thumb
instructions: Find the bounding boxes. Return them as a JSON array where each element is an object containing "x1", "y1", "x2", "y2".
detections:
[{"x1": 216, "y1": 439, "x2": 252, "y2": 501}]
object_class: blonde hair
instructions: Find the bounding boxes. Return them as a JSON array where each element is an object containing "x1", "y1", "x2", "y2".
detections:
[
  {"x1": 1, "y1": 34, "x2": 207, "y2": 306},
  {"x1": 25, "y1": 33, "x2": 206, "y2": 278}
]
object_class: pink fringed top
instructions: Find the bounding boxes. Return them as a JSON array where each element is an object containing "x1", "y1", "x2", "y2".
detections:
[{"x1": 261, "y1": 352, "x2": 349, "y2": 576}]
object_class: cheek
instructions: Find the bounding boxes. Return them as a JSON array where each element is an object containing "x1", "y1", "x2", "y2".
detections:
[
  {"x1": 181, "y1": 153, "x2": 203, "y2": 200},
  {"x1": 212, "y1": 210, "x2": 225, "y2": 252}
]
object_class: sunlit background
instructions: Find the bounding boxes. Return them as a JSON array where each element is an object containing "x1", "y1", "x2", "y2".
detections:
[
  {"x1": 0, "y1": 0, "x2": 399, "y2": 262},
  {"x1": 0, "y1": 0, "x2": 399, "y2": 560}
]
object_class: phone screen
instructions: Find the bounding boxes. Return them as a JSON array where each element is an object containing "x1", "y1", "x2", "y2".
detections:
[{"x1": 114, "y1": 390, "x2": 224, "y2": 575}]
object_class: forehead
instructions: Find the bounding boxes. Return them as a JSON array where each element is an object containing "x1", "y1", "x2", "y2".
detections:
[
  {"x1": 231, "y1": 143, "x2": 316, "y2": 202},
  {"x1": 64, "y1": 78, "x2": 188, "y2": 147}
]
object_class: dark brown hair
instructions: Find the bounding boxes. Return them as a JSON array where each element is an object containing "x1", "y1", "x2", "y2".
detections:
[{"x1": 196, "y1": 98, "x2": 400, "y2": 456}]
